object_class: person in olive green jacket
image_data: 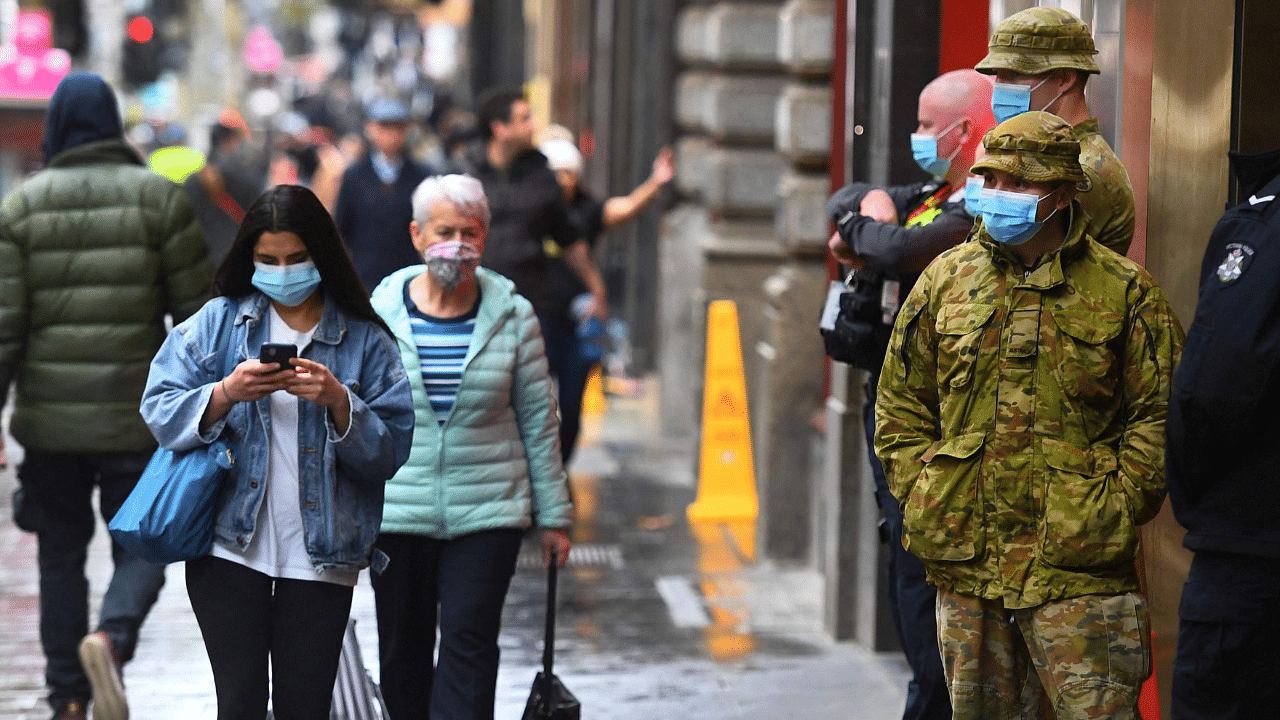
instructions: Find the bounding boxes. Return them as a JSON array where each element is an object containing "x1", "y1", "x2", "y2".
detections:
[
  {"x1": 976, "y1": 6, "x2": 1136, "y2": 257},
  {"x1": 0, "y1": 72, "x2": 212, "y2": 720},
  {"x1": 874, "y1": 112, "x2": 1183, "y2": 720}
]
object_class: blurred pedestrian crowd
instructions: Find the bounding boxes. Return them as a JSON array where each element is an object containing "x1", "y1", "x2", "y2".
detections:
[{"x1": 0, "y1": 19, "x2": 672, "y2": 714}]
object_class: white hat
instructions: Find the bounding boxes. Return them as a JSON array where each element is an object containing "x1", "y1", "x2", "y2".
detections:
[{"x1": 540, "y1": 138, "x2": 583, "y2": 175}]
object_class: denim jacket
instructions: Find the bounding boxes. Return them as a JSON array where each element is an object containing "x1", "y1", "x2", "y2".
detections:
[{"x1": 141, "y1": 294, "x2": 414, "y2": 572}]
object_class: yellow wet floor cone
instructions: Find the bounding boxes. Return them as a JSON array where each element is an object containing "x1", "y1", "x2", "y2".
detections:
[
  {"x1": 687, "y1": 300, "x2": 759, "y2": 523},
  {"x1": 581, "y1": 365, "x2": 607, "y2": 418}
]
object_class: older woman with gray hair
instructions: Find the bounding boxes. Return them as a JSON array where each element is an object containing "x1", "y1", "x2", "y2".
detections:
[{"x1": 369, "y1": 174, "x2": 573, "y2": 720}]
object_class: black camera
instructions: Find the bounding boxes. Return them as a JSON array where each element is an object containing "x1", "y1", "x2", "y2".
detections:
[{"x1": 820, "y1": 269, "x2": 895, "y2": 372}]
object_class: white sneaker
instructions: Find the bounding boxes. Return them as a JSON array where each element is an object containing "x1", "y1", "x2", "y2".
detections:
[{"x1": 77, "y1": 632, "x2": 128, "y2": 720}]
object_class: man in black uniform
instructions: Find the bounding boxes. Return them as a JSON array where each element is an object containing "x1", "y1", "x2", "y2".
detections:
[
  {"x1": 1166, "y1": 148, "x2": 1280, "y2": 720},
  {"x1": 825, "y1": 69, "x2": 994, "y2": 720}
]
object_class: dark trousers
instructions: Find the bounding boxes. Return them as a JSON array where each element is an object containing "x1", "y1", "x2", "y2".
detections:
[
  {"x1": 1171, "y1": 550, "x2": 1280, "y2": 720},
  {"x1": 863, "y1": 395, "x2": 952, "y2": 720},
  {"x1": 371, "y1": 529, "x2": 523, "y2": 720},
  {"x1": 17, "y1": 451, "x2": 167, "y2": 711},
  {"x1": 539, "y1": 316, "x2": 594, "y2": 466},
  {"x1": 185, "y1": 555, "x2": 354, "y2": 720}
]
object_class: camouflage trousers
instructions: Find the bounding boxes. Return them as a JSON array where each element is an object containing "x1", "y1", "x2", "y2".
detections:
[{"x1": 937, "y1": 589, "x2": 1151, "y2": 720}]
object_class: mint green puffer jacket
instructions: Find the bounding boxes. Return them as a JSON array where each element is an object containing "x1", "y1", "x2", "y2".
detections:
[
  {"x1": 371, "y1": 266, "x2": 572, "y2": 538},
  {"x1": 0, "y1": 139, "x2": 212, "y2": 453}
]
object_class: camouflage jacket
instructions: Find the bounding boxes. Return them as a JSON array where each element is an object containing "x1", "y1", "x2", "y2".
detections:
[
  {"x1": 874, "y1": 206, "x2": 1183, "y2": 608},
  {"x1": 1074, "y1": 118, "x2": 1136, "y2": 257}
]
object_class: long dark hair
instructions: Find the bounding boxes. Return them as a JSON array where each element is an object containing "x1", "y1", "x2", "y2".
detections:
[{"x1": 214, "y1": 184, "x2": 393, "y2": 337}]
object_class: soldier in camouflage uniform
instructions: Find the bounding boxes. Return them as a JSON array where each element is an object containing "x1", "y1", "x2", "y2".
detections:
[
  {"x1": 976, "y1": 6, "x2": 1136, "y2": 257},
  {"x1": 874, "y1": 112, "x2": 1184, "y2": 720}
]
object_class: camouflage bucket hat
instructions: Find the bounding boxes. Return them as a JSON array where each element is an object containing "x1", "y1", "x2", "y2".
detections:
[
  {"x1": 975, "y1": 7, "x2": 1101, "y2": 76},
  {"x1": 970, "y1": 111, "x2": 1085, "y2": 185}
]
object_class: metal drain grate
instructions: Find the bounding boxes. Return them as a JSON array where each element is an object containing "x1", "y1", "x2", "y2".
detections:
[{"x1": 517, "y1": 542, "x2": 624, "y2": 570}]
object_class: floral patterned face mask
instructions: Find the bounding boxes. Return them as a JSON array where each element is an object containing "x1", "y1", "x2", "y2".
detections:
[{"x1": 423, "y1": 240, "x2": 481, "y2": 290}]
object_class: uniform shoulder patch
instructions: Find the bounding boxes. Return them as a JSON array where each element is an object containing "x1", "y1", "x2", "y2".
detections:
[{"x1": 1217, "y1": 242, "x2": 1254, "y2": 285}]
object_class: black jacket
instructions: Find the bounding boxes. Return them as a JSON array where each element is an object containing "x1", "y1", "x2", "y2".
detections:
[
  {"x1": 464, "y1": 147, "x2": 576, "y2": 318},
  {"x1": 825, "y1": 180, "x2": 974, "y2": 372},
  {"x1": 826, "y1": 180, "x2": 974, "y2": 275},
  {"x1": 1167, "y1": 152, "x2": 1280, "y2": 559},
  {"x1": 334, "y1": 153, "x2": 431, "y2": 293}
]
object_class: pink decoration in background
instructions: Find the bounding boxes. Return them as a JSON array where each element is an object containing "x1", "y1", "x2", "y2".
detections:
[
  {"x1": 0, "y1": 10, "x2": 70, "y2": 100},
  {"x1": 244, "y1": 26, "x2": 284, "y2": 74}
]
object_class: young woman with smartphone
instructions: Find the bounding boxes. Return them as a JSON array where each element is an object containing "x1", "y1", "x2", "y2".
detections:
[{"x1": 140, "y1": 184, "x2": 414, "y2": 720}]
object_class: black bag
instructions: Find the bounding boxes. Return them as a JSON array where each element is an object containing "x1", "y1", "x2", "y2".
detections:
[
  {"x1": 1168, "y1": 163, "x2": 1280, "y2": 500},
  {"x1": 820, "y1": 268, "x2": 897, "y2": 372},
  {"x1": 521, "y1": 552, "x2": 580, "y2": 720}
]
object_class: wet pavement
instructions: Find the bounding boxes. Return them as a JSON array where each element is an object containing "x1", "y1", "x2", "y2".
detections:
[{"x1": 0, "y1": 381, "x2": 910, "y2": 719}]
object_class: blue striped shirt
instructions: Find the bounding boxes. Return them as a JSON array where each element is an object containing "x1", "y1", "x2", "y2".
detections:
[{"x1": 404, "y1": 282, "x2": 479, "y2": 425}]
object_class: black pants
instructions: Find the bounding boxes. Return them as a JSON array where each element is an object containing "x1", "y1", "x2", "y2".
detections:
[
  {"x1": 864, "y1": 394, "x2": 951, "y2": 720},
  {"x1": 539, "y1": 316, "x2": 592, "y2": 466},
  {"x1": 1172, "y1": 550, "x2": 1280, "y2": 720},
  {"x1": 372, "y1": 529, "x2": 523, "y2": 720},
  {"x1": 185, "y1": 555, "x2": 354, "y2": 720},
  {"x1": 17, "y1": 451, "x2": 167, "y2": 712}
]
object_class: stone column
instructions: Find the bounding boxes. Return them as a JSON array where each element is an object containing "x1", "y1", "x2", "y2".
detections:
[
  {"x1": 662, "y1": 0, "x2": 834, "y2": 563},
  {"x1": 85, "y1": 0, "x2": 125, "y2": 85}
]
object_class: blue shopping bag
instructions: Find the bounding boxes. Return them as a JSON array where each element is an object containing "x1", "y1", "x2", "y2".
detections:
[
  {"x1": 108, "y1": 438, "x2": 234, "y2": 564},
  {"x1": 109, "y1": 302, "x2": 239, "y2": 564}
]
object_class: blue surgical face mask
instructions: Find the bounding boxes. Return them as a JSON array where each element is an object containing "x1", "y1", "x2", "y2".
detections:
[
  {"x1": 964, "y1": 176, "x2": 985, "y2": 216},
  {"x1": 980, "y1": 187, "x2": 1059, "y2": 246},
  {"x1": 252, "y1": 259, "x2": 322, "y2": 307},
  {"x1": 991, "y1": 76, "x2": 1054, "y2": 124},
  {"x1": 910, "y1": 118, "x2": 964, "y2": 177}
]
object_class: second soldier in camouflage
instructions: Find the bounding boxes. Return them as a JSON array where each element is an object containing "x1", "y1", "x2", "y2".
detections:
[
  {"x1": 976, "y1": 6, "x2": 1137, "y2": 258},
  {"x1": 874, "y1": 112, "x2": 1184, "y2": 720}
]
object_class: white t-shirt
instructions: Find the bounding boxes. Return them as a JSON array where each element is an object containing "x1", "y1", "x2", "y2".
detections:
[{"x1": 212, "y1": 306, "x2": 358, "y2": 587}]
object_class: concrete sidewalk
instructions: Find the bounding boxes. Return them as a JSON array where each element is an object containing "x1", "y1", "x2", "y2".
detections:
[{"x1": 0, "y1": 381, "x2": 910, "y2": 720}]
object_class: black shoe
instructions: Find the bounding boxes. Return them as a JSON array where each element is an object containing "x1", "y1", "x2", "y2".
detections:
[{"x1": 52, "y1": 701, "x2": 87, "y2": 720}]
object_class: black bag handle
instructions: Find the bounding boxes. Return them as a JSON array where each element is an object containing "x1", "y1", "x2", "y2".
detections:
[{"x1": 543, "y1": 551, "x2": 558, "y2": 679}]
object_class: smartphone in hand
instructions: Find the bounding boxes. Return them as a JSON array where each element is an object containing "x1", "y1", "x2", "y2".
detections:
[{"x1": 259, "y1": 343, "x2": 297, "y2": 371}]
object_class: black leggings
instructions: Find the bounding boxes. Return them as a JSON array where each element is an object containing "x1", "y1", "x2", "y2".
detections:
[{"x1": 186, "y1": 555, "x2": 354, "y2": 720}]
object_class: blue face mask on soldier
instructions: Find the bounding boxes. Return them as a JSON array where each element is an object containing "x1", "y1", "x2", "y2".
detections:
[
  {"x1": 979, "y1": 187, "x2": 1060, "y2": 246},
  {"x1": 910, "y1": 118, "x2": 964, "y2": 177},
  {"x1": 964, "y1": 176, "x2": 985, "y2": 216},
  {"x1": 991, "y1": 76, "x2": 1056, "y2": 124},
  {"x1": 252, "y1": 260, "x2": 322, "y2": 306}
]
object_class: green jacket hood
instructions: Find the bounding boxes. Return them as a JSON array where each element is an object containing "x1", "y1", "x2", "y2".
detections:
[{"x1": 48, "y1": 138, "x2": 146, "y2": 169}]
